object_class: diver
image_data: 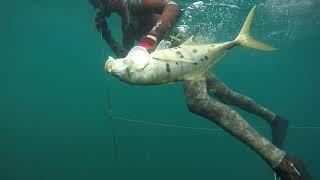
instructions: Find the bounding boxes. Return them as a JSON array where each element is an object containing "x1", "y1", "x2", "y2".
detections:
[
  {"x1": 89, "y1": 0, "x2": 182, "y2": 58},
  {"x1": 90, "y1": 1, "x2": 311, "y2": 179}
]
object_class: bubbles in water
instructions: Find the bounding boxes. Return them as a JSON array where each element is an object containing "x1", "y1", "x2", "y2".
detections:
[
  {"x1": 192, "y1": 1, "x2": 205, "y2": 9},
  {"x1": 177, "y1": 0, "x2": 252, "y2": 42},
  {"x1": 175, "y1": 0, "x2": 320, "y2": 43},
  {"x1": 258, "y1": 0, "x2": 320, "y2": 40}
]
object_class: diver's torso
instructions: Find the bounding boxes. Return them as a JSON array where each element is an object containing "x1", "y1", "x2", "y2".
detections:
[{"x1": 109, "y1": 0, "x2": 162, "y2": 38}]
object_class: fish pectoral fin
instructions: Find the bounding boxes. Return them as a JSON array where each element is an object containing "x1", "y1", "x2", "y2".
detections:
[
  {"x1": 130, "y1": 62, "x2": 149, "y2": 73},
  {"x1": 153, "y1": 57, "x2": 195, "y2": 64}
]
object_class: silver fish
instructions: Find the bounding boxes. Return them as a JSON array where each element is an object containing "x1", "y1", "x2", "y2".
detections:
[{"x1": 105, "y1": 6, "x2": 276, "y2": 85}]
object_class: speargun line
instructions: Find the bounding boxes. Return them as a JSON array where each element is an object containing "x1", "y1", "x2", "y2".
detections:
[{"x1": 100, "y1": 29, "x2": 119, "y2": 167}]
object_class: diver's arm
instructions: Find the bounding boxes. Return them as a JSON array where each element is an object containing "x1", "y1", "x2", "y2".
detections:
[
  {"x1": 121, "y1": 21, "x2": 135, "y2": 53},
  {"x1": 95, "y1": 13, "x2": 127, "y2": 58},
  {"x1": 128, "y1": 0, "x2": 182, "y2": 52},
  {"x1": 137, "y1": 0, "x2": 182, "y2": 39}
]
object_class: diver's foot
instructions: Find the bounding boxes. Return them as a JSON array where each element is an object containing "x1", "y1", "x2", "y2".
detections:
[
  {"x1": 274, "y1": 155, "x2": 312, "y2": 180},
  {"x1": 271, "y1": 115, "x2": 289, "y2": 148}
]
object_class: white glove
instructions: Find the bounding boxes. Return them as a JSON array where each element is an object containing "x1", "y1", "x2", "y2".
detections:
[{"x1": 126, "y1": 46, "x2": 151, "y2": 69}]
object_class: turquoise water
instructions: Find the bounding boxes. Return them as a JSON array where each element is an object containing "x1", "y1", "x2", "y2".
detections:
[{"x1": 1, "y1": 0, "x2": 319, "y2": 179}]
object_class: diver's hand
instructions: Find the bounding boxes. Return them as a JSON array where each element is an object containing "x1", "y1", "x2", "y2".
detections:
[
  {"x1": 94, "y1": 16, "x2": 108, "y2": 32},
  {"x1": 136, "y1": 35, "x2": 157, "y2": 53},
  {"x1": 95, "y1": 17, "x2": 127, "y2": 58},
  {"x1": 126, "y1": 46, "x2": 151, "y2": 69},
  {"x1": 113, "y1": 45, "x2": 127, "y2": 58}
]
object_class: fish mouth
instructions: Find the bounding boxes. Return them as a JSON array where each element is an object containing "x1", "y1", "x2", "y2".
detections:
[
  {"x1": 104, "y1": 60, "x2": 122, "y2": 78},
  {"x1": 105, "y1": 60, "x2": 114, "y2": 73}
]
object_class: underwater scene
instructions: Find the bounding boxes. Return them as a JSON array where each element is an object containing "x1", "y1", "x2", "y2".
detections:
[{"x1": 1, "y1": 0, "x2": 319, "y2": 179}]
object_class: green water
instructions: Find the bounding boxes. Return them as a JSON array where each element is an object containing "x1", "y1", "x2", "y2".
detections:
[{"x1": 1, "y1": 0, "x2": 319, "y2": 179}]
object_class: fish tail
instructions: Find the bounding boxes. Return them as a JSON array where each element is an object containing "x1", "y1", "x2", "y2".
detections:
[{"x1": 235, "y1": 6, "x2": 277, "y2": 51}]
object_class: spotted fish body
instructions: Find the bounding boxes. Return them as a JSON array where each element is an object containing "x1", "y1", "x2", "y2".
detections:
[
  {"x1": 105, "y1": 6, "x2": 276, "y2": 85},
  {"x1": 141, "y1": 42, "x2": 231, "y2": 84}
]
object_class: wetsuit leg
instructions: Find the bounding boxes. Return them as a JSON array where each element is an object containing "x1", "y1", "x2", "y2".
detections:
[
  {"x1": 205, "y1": 73, "x2": 289, "y2": 149},
  {"x1": 205, "y1": 73, "x2": 276, "y2": 124},
  {"x1": 183, "y1": 80, "x2": 286, "y2": 168}
]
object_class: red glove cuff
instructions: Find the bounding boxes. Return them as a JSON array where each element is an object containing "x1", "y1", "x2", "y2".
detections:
[{"x1": 137, "y1": 36, "x2": 157, "y2": 50}]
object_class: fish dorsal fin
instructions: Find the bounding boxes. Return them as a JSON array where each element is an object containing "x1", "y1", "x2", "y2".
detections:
[
  {"x1": 181, "y1": 35, "x2": 197, "y2": 46},
  {"x1": 155, "y1": 40, "x2": 172, "y2": 51}
]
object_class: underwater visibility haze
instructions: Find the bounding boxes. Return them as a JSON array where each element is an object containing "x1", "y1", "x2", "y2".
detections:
[{"x1": 1, "y1": 0, "x2": 320, "y2": 180}]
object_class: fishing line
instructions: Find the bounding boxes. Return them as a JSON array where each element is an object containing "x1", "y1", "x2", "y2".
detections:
[
  {"x1": 113, "y1": 116, "x2": 223, "y2": 131},
  {"x1": 113, "y1": 114, "x2": 317, "y2": 180},
  {"x1": 112, "y1": 115, "x2": 320, "y2": 131},
  {"x1": 274, "y1": 172, "x2": 278, "y2": 180},
  {"x1": 100, "y1": 29, "x2": 119, "y2": 166}
]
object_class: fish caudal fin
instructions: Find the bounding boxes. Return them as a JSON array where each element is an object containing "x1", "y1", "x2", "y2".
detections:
[{"x1": 235, "y1": 6, "x2": 277, "y2": 51}]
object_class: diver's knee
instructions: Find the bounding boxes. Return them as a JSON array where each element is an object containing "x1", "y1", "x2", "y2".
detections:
[
  {"x1": 185, "y1": 97, "x2": 207, "y2": 114},
  {"x1": 210, "y1": 88, "x2": 234, "y2": 105}
]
